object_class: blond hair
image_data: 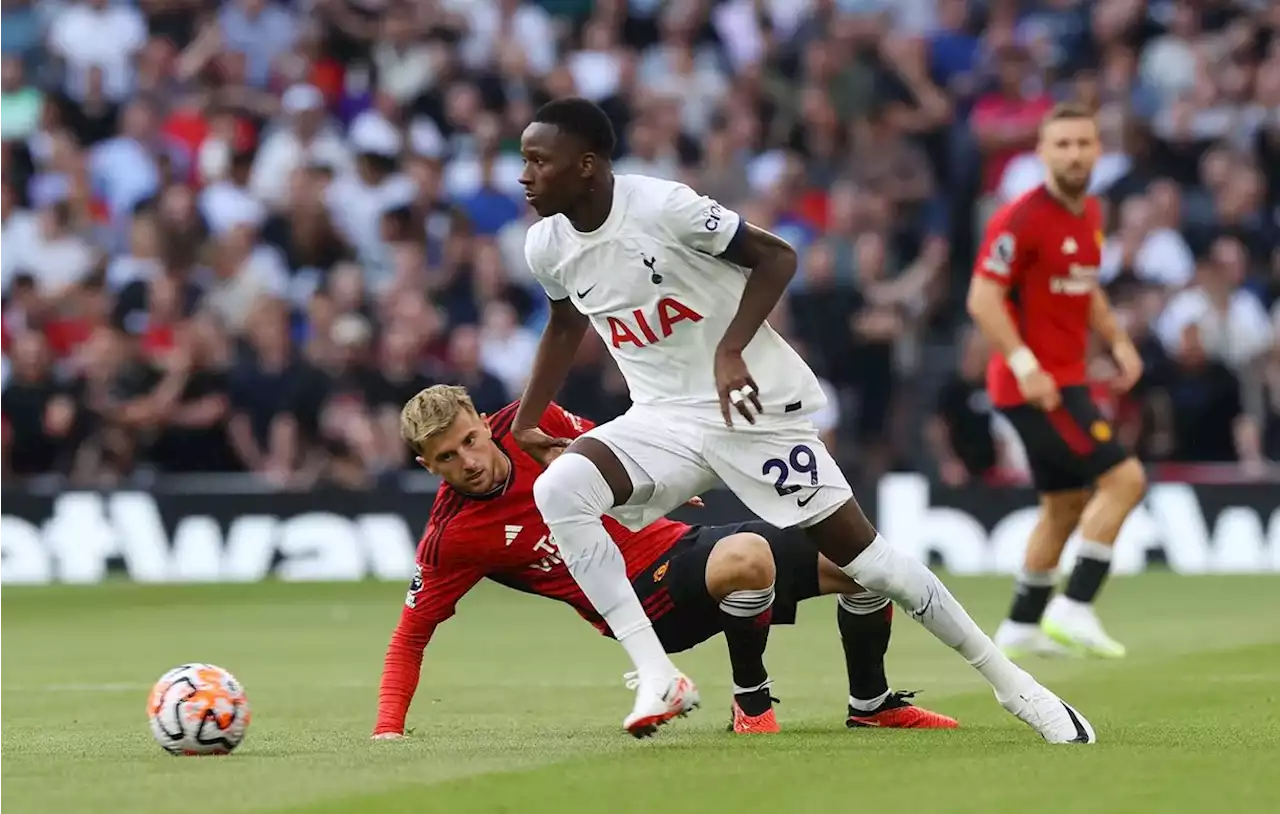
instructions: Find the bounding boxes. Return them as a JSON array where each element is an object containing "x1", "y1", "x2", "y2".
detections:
[
  {"x1": 400, "y1": 385, "x2": 477, "y2": 455},
  {"x1": 1040, "y1": 101, "x2": 1096, "y2": 136}
]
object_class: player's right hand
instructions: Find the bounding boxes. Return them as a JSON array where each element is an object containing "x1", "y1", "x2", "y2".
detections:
[
  {"x1": 715, "y1": 345, "x2": 764, "y2": 427},
  {"x1": 512, "y1": 426, "x2": 571, "y2": 467},
  {"x1": 1018, "y1": 369, "x2": 1061, "y2": 412}
]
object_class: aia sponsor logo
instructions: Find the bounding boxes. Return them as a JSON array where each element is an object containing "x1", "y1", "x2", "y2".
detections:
[{"x1": 607, "y1": 297, "x2": 704, "y2": 348}]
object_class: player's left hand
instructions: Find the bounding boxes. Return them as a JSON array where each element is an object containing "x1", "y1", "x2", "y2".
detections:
[
  {"x1": 1111, "y1": 340, "x2": 1143, "y2": 393},
  {"x1": 715, "y1": 346, "x2": 763, "y2": 427},
  {"x1": 685, "y1": 496, "x2": 704, "y2": 508},
  {"x1": 512, "y1": 426, "x2": 572, "y2": 466}
]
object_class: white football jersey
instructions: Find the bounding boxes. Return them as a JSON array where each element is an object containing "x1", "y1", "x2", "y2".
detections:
[{"x1": 524, "y1": 174, "x2": 826, "y2": 415}]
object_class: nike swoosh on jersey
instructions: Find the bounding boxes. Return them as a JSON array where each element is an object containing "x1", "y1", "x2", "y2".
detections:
[
  {"x1": 796, "y1": 489, "x2": 820, "y2": 507},
  {"x1": 576, "y1": 284, "x2": 597, "y2": 298}
]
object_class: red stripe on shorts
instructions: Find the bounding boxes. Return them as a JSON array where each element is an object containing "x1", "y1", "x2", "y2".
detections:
[{"x1": 1046, "y1": 407, "x2": 1094, "y2": 456}]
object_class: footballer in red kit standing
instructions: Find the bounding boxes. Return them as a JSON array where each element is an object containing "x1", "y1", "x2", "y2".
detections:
[
  {"x1": 967, "y1": 103, "x2": 1148, "y2": 660},
  {"x1": 373, "y1": 385, "x2": 958, "y2": 739}
]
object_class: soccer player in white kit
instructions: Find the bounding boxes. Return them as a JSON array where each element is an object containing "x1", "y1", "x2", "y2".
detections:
[{"x1": 511, "y1": 98, "x2": 1095, "y2": 744}]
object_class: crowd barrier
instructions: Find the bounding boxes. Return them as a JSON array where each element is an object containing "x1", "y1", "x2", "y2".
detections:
[{"x1": 2, "y1": 474, "x2": 1276, "y2": 584}]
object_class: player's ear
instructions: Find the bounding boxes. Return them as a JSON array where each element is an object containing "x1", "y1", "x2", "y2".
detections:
[
  {"x1": 414, "y1": 455, "x2": 432, "y2": 472},
  {"x1": 580, "y1": 152, "x2": 595, "y2": 179}
]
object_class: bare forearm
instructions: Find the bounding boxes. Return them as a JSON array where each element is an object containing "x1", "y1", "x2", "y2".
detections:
[
  {"x1": 376, "y1": 408, "x2": 404, "y2": 463},
  {"x1": 926, "y1": 416, "x2": 959, "y2": 463},
  {"x1": 967, "y1": 278, "x2": 1027, "y2": 359},
  {"x1": 228, "y1": 415, "x2": 264, "y2": 468},
  {"x1": 1233, "y1": 415, "x2": 1263, "y2": 462},
  {"x1": 722, "y1": 264, "x2": 792, "y2": 352},
  {"x1": 887, "y1": 89, "x2": 952, "y2": 134},
  {"x1": 718, "y1": 225, "x2": 797, "y2": 353},
  {"x1": 171, "y1": 395, "x2": 228, "y2": 428},
  {"x1": 148, "y1": 368, "x2": 192, "y2": 415},
  {"x1": 1090, "y1": 289, "x2": 1130, "y2": 347},
  {"x1": 513, "y1": 301, "x2": 588, "y2": 431},
  {"x1": 269, "y1": 416, "x2": 299, "y2": 468}
]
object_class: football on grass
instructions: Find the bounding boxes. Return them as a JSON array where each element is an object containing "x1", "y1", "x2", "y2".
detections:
[{"x1": 147, "y1": 664, "x2": 251, "y2": 755}]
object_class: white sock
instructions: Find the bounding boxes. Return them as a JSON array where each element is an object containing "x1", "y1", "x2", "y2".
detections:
[
  {"x1": 1050, "y1": 595, "x2": 1093, "y2": 615},
  {"x1": 849, "y1": 690, "x2": 891, "y2": 712},
  {"x1": 1076, "y1": 539, "x2": 1113, "y2": 562},
  {"x1": 533, "y1": 454, "x2": 675, "y2": 681},
  {"x1": 720, "y1": 585, "x2": 775, "y2": 618},
  {"x1": 837, "y1": 591, "x2": 891, "y2": 615},
  {"x1": 841, "y1": 535, "x2": 1030, "y2": 699}
]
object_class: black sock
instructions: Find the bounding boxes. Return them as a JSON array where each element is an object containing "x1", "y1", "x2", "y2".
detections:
[
  {"x1": 1008, "y1": 570, "x2": 1055, "y2": 624},
  {"x1": 1064, "y1": 541, "x2": 1113, "y2": 603},
  {"x1": 721, "y1": 587, "x2": 774, "y2": 707},
  {"x1": 837, "y1": 593, "x2": 892, "y2": 705}
]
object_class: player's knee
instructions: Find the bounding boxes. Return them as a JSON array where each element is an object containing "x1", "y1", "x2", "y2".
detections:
[
  {"x1": 1098, "y1": 458, "x2": 1146, "y2": 507},
  {"x1": 533, "y1": 453, "x2": 612, "y2": 526},
  {"x1": 1040, "y1": 491, "x2": 1089, "y2": 536},
  {"x1": 709, "y1": 533, "x2": 776, "y2": 594}
]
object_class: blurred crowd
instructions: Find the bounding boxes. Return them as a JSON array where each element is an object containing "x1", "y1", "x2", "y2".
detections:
[{"x1": 2, "y1": 0, "x2": 1278, "y2": 490}]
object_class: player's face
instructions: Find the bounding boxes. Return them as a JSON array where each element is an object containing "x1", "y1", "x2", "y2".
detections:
[
  {"x1": 415, "y1": 410, "x2": 505, "y2": 493},
  {"x1": 519, "y1": 122, "x2": 592, "y2": 217},
  {"x1": 1038, "y1": 118, "x2": 1100, "y2": 197}
]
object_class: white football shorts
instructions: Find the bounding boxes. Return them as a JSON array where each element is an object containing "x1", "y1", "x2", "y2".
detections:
[{"x1": 582, "y1": 404, "x2": 854, "y2": 531}]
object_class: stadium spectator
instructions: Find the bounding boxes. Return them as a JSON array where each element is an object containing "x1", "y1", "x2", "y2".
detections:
[
  {"x1": 1, "y1": 0, "x2": 1276, "y2": 489},
  {"x1": 929, "y1": 327, "x2": 1004, "y2": 486}
]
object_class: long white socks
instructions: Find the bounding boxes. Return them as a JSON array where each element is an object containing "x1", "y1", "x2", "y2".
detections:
[
  {"x1": 533, "y1": 452, "x2": 675, "y2": 680},
  {"x1": 841, "y1": 535, "x2": 1030, "y2": 698}
]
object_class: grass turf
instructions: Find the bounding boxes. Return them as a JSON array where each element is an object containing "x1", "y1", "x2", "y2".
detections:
[{"x1": 2, "y1": 574, "x2": 1278, "y2": 813}]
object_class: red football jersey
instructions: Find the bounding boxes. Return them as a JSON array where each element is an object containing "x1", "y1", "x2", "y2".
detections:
[
  {"x1": 973, "y1": 186, "x2": 1104, "y2": 407},
  {"x1": 375, "y1": 401, "x2": 689, "y2": 735}
]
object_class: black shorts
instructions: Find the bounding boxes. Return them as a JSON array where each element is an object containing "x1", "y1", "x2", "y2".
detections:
[
  {"x1": 633, "y1": 521, "x2": 821, "y2": 654},
  {"x1": 999, "y1": 385, "x2": 1130, "y2": 493}
]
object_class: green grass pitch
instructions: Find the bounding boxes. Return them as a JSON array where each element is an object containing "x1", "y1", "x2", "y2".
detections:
[{"x1": 3, "y1": 574, "x2": 1279, "y2": 813}]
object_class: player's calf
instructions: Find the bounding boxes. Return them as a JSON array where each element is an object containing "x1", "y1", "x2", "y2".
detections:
[
  {"x1": 1047, "y1": 458, "x2": 1145, "y2": 658},
  {"x1": 838, "y1": 592, "x2": 893, "y2": 712},
  {"x1": 1002, "y1": 490, "x2": 1088, "y2": 641},
  {"x1": 1072, "y1": 458, "x2": 1145, "y2": 586},
  {"x1": 707, "y1": 532, "x2": 777, "y2": 719},
  {"x1": 837, "y1": 593, "x2": 959, "y2": 729}
]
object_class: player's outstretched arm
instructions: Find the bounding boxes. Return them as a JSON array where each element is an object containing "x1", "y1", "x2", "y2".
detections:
[
  {"x1": 512, "y1": 298, "x2": 589, "y2": 459},
  {"x1": 373, "y1": 565, "x2": 483, "y2": 738}
]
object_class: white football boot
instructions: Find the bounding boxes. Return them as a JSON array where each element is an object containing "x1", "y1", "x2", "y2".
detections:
[
  {"x1": 622, "y1": 671, "x2": 700, "y2": 738},
  {"x1": 997, "y1": 680, "x2": 1097, "y2": 744},
  {"x1": 995, "y1": 619, "x2": 1080, "y2": 659},
  {"x1": 1042, "y1": 596, "x2": 1127, "y2": 658}
]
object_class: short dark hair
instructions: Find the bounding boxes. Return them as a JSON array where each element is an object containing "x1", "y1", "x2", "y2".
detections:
[
  {"x1": 532, "y1": 97, "x2": 617, "y2": 158},
  {"x1": 1042, "y1": 101, "x2": 1096, "y2": 127}
]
